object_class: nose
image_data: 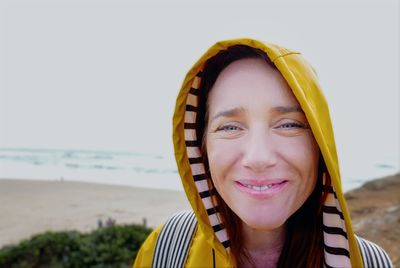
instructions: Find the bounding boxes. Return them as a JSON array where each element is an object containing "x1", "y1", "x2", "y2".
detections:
[{"x1": 241, "y1": 127, "x2": 277, "y2": 172}]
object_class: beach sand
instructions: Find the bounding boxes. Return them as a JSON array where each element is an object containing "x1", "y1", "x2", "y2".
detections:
[
  {"x1": 0, "y1": 174, "x2": 399, "y2": 266},
  {"x1": 0, "y1": 179, "x2": 190, "y2": 248}
]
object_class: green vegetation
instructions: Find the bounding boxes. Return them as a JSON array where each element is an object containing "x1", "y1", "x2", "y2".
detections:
[{"x1": 0, "y1": 224, "x2": 152, "y2": 268}]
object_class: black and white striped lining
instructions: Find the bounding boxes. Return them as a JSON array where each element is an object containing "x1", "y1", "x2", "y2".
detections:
[
  {"x1": 356, "y1": 236, "x2": 393, "y2": 268},
  {"x1": 152, "y1": 211, "x2": 198, "y2": 268},
  {"x1": 184, "y1": 71, "x2": 230, "y2": 250},
  {"x1": 322, "y1": 174, "x2": 352, "y2": 267}
]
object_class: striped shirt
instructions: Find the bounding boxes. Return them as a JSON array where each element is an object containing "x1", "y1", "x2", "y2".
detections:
[{"x1": 356, "y1": 236, "x2": 393, "y2": 268}]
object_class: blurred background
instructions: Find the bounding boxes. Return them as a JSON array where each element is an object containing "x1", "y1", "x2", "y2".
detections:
[{"x1": 0, "y1": 0, "x2": 398, "y2": 266}]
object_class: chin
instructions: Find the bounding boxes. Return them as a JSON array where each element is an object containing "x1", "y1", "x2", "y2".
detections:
[{"x1": 240, "y1": 213, "x2": 287, "y2": 231}]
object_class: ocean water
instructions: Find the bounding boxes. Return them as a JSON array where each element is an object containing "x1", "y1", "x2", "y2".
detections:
[
  {"x1": 0, "y1": 148, "x2": 181, "y2": 190},
  {"x1": 0, "y1": 148, "x2": 398, "y2": 192}
]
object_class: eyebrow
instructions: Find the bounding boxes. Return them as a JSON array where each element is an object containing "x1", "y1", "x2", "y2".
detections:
[
  {"x1": 272, "y1": 106, "x2": 304, "y2": 114},
  {"x1": 210, "y1": 105, "x2": 304, "y2": 123},
  {"x1": 210, "y1": 107, "x2": 246, "y2": 122}
]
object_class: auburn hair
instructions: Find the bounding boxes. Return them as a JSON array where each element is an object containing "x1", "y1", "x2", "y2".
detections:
[{"x1": 197, "y1": 45, "x2": 331, "y2": 267}]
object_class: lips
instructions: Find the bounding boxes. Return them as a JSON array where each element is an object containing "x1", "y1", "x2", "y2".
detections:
[
  {"x1": 235, "y1": 179, "x2": 289, "y2": 198},
  {"x1": 242, "y1": 183, "x2": 274, "y2": 191},
  {"x1": 237, "y1": 179, "x2": 287, "y2": 188}
]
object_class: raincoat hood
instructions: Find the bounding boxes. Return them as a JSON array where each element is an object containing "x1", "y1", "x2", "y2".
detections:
[{"x1": 173, "y1": 38, "x2": 363, "y2": 267}]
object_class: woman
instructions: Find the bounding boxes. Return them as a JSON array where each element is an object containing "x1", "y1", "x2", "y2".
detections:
[{"x1": 133, "y1": 38, "x2": 392, "y2": 267}]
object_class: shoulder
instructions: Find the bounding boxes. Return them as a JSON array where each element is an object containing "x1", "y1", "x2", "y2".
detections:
[
  {"x1": 152, "y1": 211, "x2": 198, "y2": 267},
  {"x1": 133, "y1": 225, "x2": 163, "y2": 268},
  {"x1": 133, "y1": 211, "x2": 198, "y2": 268},
  {"x1": 355, "y1": 236, "x2": 393, "y2": 268}
]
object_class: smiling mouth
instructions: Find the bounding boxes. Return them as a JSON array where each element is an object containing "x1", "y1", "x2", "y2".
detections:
[
  {"x1": 235, "y1": 180, "x2": 288, "y2": 196},
  {"x1": 241, "y1": 181, "x2": 286, "y2": 191},
  {"x1": 242, "y1": 183, "x2": 274, "y2": 191}
]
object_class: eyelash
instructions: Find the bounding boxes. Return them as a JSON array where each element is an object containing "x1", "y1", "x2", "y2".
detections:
[
  {"x1": 277, "y1": 122, "x2": 306, "y2": 129},
  {"x1": 217, "y1": 124, "x2": 241, "y2": 132}
]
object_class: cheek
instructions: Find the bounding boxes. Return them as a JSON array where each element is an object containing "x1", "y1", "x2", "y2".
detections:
[
  {"x1": 206, "y1": 137, "x2": 241, "y2": 181},
  {"x1": 277, "y1": 135, "x2": 319, "y2": 178}
]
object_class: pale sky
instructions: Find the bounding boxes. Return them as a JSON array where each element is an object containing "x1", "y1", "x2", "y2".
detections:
[{"x1": 0, "y1": 0, "x2": 399, "y2": 178}]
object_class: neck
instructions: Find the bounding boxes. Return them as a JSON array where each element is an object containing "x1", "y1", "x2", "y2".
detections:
[{"x1": 239, "y1": 224, "x2": 286, "y2": 268}]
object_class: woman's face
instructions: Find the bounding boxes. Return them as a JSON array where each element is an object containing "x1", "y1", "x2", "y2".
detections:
[{"x1": 206, "y1": 58, "x2": 319, "y2": 231}]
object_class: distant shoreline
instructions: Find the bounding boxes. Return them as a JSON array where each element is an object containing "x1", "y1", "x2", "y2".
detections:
[
  {"x1": 1, "y1": 170, "x2": 399, "y2": 193},
  {"x1": 1, "y1": 148, "x2": 398, "y2": 193},
  {"x1": 0, "y1": 177, "x2": 186, "y2": 192}
]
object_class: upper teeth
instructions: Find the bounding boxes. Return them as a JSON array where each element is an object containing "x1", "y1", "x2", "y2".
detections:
[{"x1": 244, "y1": 184, "x2": 273, "y2": 191}]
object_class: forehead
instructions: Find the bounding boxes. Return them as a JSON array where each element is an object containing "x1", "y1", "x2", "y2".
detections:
[{"x1": 207, "y1": 58, "x2": 299, "y2": 113}]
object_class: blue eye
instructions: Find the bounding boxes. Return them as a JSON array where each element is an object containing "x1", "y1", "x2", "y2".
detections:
[
  {"x1": 279, "y1": 122, "x2": 305, "y2": 129},
  {"x1": 217, "y1": 125, "x2": 241, "y2": 132}
]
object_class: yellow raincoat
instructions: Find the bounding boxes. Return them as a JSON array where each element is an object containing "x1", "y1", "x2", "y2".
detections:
[{"x1": 133, "y1": 38, "x2": 392, "y2": 268}]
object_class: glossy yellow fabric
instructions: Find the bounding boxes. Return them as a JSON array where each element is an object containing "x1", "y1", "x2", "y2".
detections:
[
  {"x1": 133, "y1": 225, "x2": 161, "y2": 268},
  {"x1": 133, "y1": 224, "x2": 232, "y2": 267},
  {"x1": 133, "y1": 38, "x2": 363, "y2": 268}
]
